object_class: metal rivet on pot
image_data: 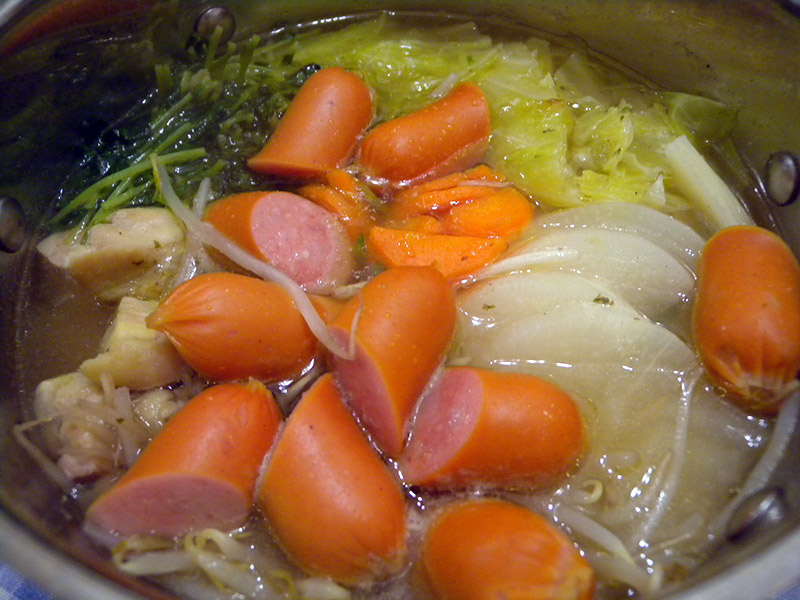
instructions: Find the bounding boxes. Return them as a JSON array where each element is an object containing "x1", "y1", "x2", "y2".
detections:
[
  {"x1": 726, "y1": 487, "x2": 787, "y2": 542},
  {"x1": 0, "y1": 196, "x2": 26, "y2": 253},
  {"x1": 764, "y1": 152, "x2": 800, "y2": 206},
  {"x1": 193, "y1": 7, "x2": 236, "y2": 45}
]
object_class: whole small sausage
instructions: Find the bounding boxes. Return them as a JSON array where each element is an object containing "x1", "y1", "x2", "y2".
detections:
[
  {"x1": 256, "y1": 374, "x2": 407, "y2": 585},
  {"x1": 692, "y1": 225, "x2": 800, "y2": 413}
]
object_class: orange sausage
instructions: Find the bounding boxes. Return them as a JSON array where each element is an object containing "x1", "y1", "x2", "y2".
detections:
[
  {"x1": 203, "y1": 191, "x2": 354, "y2": 293},
  {"x1": 247, "y1": 66, "x2": 373, "y2": 178},
  {"x1": 400, "y1": 367, "x2": 584, "y2": 490},
  {"x1": 366, "y1": 226, "x2": 508, "y2": 280},
  {"x1": 357, "y1": 82, "x2": 491, "y2": 188},
  {"x1": 257, "y1": 374, "x2": 407, "y2": 585},
  {"x1": 329, "y1": 267, "x2": 456, "y2": 456},
  {"x1": 693, "y1": 225, "x2": 800, "y2": 413},
  {"x1": 87, "y1": 381, "x2": 282, "y2": 537},
  {"x1": 422, "y1": 499, "x2": 594, "y2": 600},
  {"x1": 146, "y1": 272, "x2": 331, "y2": 382}
]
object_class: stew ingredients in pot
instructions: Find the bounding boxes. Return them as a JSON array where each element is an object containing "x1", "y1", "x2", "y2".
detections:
[{"x1": 15, "y1": 10, "x2": 800, "y2": 600}]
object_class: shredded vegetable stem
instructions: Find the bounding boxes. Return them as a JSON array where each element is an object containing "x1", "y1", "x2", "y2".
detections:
[
  {"x1": 664, "y1": 135, "x2": 754, "y2": 230},
  {"x1": 468, "y1": 247, "x2": 580, "y2": 283},
  {"x1": 184, "y1": 529, "x2": 263, "y2": 597},
  {"x1": 555, "y1": 503, "x2": 662, "y2": 596},
  {"x1": 154, "y1": 159, "x2": 353, "y2": 359},
  {"x1": 12, "y1": 418, "x2": 75, "y2": 493},
  {"x1": 709, "y1": 390, "x2": 800, "y2": 540}
]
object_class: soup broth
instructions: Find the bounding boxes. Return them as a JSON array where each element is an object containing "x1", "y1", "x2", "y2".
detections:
[{"x1": 12, "y1": 7, "x2": 796, "y2": 600}]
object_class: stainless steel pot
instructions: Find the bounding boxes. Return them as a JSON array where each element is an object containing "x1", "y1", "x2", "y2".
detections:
[{"x1": 2, "y1": 1, "x2": 800, "y2": 598}]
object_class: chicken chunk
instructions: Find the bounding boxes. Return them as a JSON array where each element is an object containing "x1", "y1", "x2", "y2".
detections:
[
  {"x1": 80, "y1": 296, "x2": 187, "y2": 390},
  {"x1": 34, "y1": 371, "x2": 112, "y2": 480},
  {"x1": 37, "y1": 207, "x2": 185, "y2": 301},
  {"x1": 34, "y1": 371, "x2": 182, "y2": 481}
]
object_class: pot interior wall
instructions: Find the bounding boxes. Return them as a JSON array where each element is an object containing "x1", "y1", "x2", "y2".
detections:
[{"x1": 1, "y1": 1, "x2": 800, "y2": 599}]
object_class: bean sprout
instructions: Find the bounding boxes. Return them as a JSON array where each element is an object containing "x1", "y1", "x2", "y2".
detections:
[
  {"x1": 709, "y1": 390, "x2": 799, "y2": 540},
  {"x1": 466, "y1": 248, "x2": 579, "y2": 283}
]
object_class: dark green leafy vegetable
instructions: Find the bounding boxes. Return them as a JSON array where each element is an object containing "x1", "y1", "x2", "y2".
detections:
[{"x1": 51, "y1": 25, "x2": 316, "y2": 232}]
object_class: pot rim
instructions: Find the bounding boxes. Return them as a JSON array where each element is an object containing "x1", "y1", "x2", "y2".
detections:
[
  {"x1": 0, "y1": 508, "x2": 142, "y2": 600},
  {"x1": 2, "y1": 2, "x2": 800, "y2": 599}
]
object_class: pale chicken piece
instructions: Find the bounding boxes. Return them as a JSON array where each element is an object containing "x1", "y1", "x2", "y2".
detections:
[
  {"x1": 32, "y1": 296, "x2": 186, "y2": 481},
  {"x1": 80, "y1": 296, "x2": 187, "y2": 390},
  {"x1": 132, "y1": 389, "x2": 181, "y2": 434},
  {"x1": 34, "y1": 371, "x2": 182, "y2": 481},
  {"x1": 34, "y1": 371, "x2": 112, "y2": 480},
  {"x1": 37, "y1": 207, "x2": 185, "y2": 301},
  {"x1": 34, "y1": 372, "x2": 104, "y2": 427}
]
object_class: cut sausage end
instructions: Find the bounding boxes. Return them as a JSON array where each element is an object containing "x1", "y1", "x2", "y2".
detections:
[
  {"x1": 247, "y1": 192, "x2": 354, "y2": 293},
  {"x1": 330, "y1": 327, "x2": 405, "y2": 456},
  {"x1": 86, "y1": 473, "x2": 251, "y2": 538},
  {"x1": 400, "y1": 368, "x2": 481, "y2": 484},
  {"x1": 400, "y1": 367, "x2": 585, "y2": 490},
  {"x1": 205, "y1": 191, "x2": 355, "y2": 294},
  {"x1": 327, "y1": 267, "x2": 457, "y2": 457}
]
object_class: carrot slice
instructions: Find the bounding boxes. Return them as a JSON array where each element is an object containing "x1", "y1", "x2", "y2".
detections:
[
  {"x1": 389, "y1": 183, "x2": 495, "y2": 221},
  {"x1": 329, "y1": 267, "x2": 456, "y2": 456},
  {"x1": 422, "y1": 499, "x2": 594, "y2": 600},
  {"x1": 385, "y1": 215, "x2": 447, "y2": 235},
  {"x1": 203, "y1": 190, "x2": 354, "y2": 293},
  {"x1": 257, "y1": 374, "x2": 407, "y2": 585},
  {"x1": 367, "y1": 226, "x2": 507, "y2": 279},
  {"x1": 247, "y1": 67, "x2": 373, "y2": 178},
  {"x1": 298, "y1": 169, "x2": 376, "y2": 242},
  {"x1": 440, "y1": 186, "x2": 534, "y2": 239},
  {"x1": 357, "y1": 82, "x2": 491, "y2": 188},
  {"x1": 399, "y1": 164, "x2": 505, "y2": 196},
  {"x1": 87, "y1": 380, "x2": 282, "y2": 537},
  {"x1": 147, "y1": 272, "x2": 329, "y2": 382},
  {"x1": 400, "y1": 367, "x2": 585, "y2": 489},
  {"x1": 693, "y1": 225, "x2": 800, "y2": 413},
  {"x1": 391, "y1": 164, "x2": 506, "y2": 218}
]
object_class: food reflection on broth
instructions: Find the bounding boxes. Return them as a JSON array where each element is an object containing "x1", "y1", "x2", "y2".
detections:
[{"x1": 14, "y1": 7, "x2": 800, "y2": 600}]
